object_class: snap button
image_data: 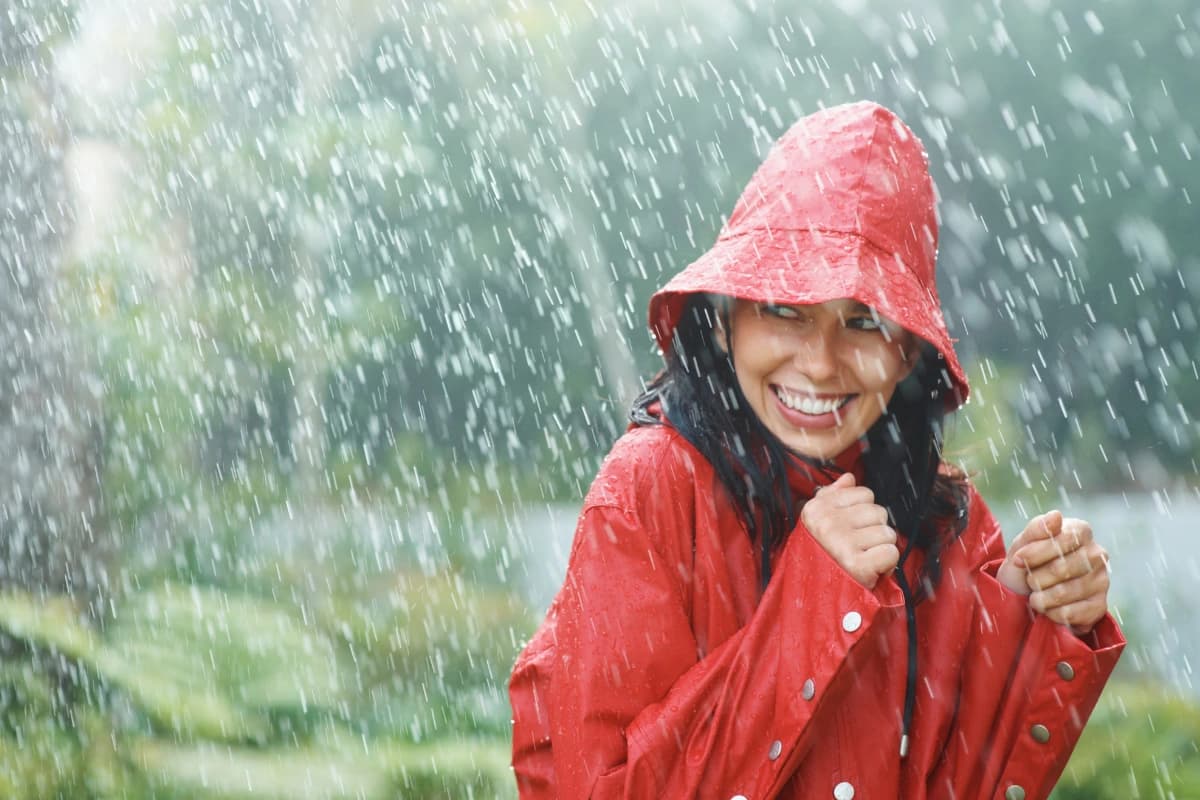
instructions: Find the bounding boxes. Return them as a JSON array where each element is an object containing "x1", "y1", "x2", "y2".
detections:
[
  {"x1": 1056, "y1": 660, "x2": 1075, "y2": 681},
  {"x1": 768, "y1": 739, "x2": 783, "y2": 760},
  {"x1": 842, "y1": 611, "x2": 862, "y2": 632},
  {"x1": 1005, "y1": 785, "x2": 1026, "y2": 800},
  {"x1": 1030, "y1": 724, "x2": 1050, "y2": 743},
  {"x1": 802, "y1": 678, "x2": 815, "y2": 700},
  {"x1": 730, "y1": 795, "x2": 748, "y2": 800},
  {"x1": 833, "y1": 781, "x2": 855, "y2": 799}
]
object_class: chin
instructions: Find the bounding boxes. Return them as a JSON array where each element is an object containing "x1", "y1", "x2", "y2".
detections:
[{"x1": 782, "y1": 437, "x2": 843, "y2": 461}]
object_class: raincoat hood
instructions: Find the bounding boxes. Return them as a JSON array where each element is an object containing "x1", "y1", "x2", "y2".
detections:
[{"x1": 648, "y1": 100, "x2": 969, "y2": 410}]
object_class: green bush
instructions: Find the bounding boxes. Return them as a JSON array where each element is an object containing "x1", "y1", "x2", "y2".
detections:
[
  {"x1": 1052, "y1": 681, "x2": 1200, "y2": 799},
  {"x1": 0, "y1": 579, "x2": 523, "y2": 799}
]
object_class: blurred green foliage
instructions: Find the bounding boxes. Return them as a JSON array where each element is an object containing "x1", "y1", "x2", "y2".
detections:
[
  {"x1": 0, "y1": 574, "x2": 526, "y2": 798},
  {"x1": 1052, "y1": 681, "x2": 1200, "y2": 798}
]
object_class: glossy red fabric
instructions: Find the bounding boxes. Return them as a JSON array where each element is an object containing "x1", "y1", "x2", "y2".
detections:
[
  {"x1": 510, "y1": 423, "x2": 1124, "y2": 798},
  {"x1": 648, "y1": 100, "x2": 969, "y2": 410}
]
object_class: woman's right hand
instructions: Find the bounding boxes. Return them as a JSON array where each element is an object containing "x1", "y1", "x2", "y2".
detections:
[{"x1": 800, "y1": 473, "x2": 900, "y2": 589}]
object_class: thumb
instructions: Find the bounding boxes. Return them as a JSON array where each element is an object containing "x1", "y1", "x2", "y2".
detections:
[{"x1": 817, "y1": 472, "x2": 855, "y2": 493}]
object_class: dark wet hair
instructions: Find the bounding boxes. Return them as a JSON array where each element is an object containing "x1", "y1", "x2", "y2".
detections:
[{"x1": 630, "y1": 293, "x2": 968, "y2": 595}]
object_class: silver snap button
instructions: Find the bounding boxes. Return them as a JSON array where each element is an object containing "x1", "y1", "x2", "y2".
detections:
[
  {"x1": 1030, "y1": 724, "x2": 1050, "y2": 743},
  {"x1": 1005, "y1": 786, "x2": 1026, "y2": 800},
  {"x1": 730, "y1": 795, "x2": 748, "y2": 800},
  {"x1": 768, "y1": 739, "x2": 782, "y2": 760},
  {"x1": 1056, "y1": 661, "x2": 1075, "y2": 681},
  {"x1": 802, "y1": 678, "x2": 815, "y2": 700},
  {"x1": 833, "y1": 781, "x2": 855, "y2": 800},
  {"x1": 842, "y1": 611, "x2": 862, "y2": 632}
]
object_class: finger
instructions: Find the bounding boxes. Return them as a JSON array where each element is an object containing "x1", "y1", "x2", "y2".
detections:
[
  {"x1": 852, "y1": 524, "x2": 899, "y2": 550},
  {"x1": 863, "y1": 542, "x2": 900, "y2": 576},
  {"x1": 1028, "y1": 566, "x2": 1109, "y2": 614},
  {"x1": 837, "y1": 503, "x2": 891, "y2": 530},
  {"x1": 1014, "y1": 525, "x2": 1096, "y2": 571},
  {"x1": 1010, "y1": 510, "x2": 1063, "y2": 557},
  {"x1": 1039, "y1": 596, "x2": 1108, "y2": 635},
  {"x1": 1024, "y1": 544, "x2": 1103, "y2": 592},
  {"x1": 1060, "y1": 518, "x2": 1094, "y2": 550},
  {"x1": 820, "y1": 486, "x2": 877, "y2": 509}
]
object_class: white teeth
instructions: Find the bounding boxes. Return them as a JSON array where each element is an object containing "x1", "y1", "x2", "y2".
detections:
[{"x1": 775, "y1": 388, "x2": 850, "y2": 415}]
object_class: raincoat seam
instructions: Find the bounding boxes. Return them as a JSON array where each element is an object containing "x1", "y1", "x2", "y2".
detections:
[{"x1": 852, "y1": 109, "x2": 886, "y2": 232}]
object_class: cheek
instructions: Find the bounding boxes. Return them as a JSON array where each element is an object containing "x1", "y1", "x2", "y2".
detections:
[
  {"x1": 853, "y1": 346, "x2": 909, "y2": 389},
  {"x1": 847, "y1": 346, "x2": 892, "y2": 383}
]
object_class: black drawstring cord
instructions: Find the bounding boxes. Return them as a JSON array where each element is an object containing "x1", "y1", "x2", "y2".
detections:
[
  {"x1": 761, "y1": 531, "x2": 772, "y2": 595},
  {"x1": 894, "y1": 537, "x2": 919, "y2": 758}
]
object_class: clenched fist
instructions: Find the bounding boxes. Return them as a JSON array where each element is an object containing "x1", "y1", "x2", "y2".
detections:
[
  {"x1": 801, "y1": 472, "x2": 899, "y2": 589},
  {"x1": 997, "y1": 510, "x2": 1111, "y2": 635}
]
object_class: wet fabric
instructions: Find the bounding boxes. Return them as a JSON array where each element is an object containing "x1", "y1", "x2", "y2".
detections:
[
  {"x1": 648, "y1": 101, "x2": 969, "y2": 410},
  {"x1": 509, "y1": 422, "x2": 1124, "y2": 798}
]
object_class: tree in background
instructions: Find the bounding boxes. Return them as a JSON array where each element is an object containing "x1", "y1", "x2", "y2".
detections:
[{"x1": 0, "y1": 0, "x2": 109, "y2": 600}]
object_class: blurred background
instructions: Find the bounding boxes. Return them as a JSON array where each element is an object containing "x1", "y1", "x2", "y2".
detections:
[{"x1": 1, "y1": 0, "x2": 1198, "y2": 796}]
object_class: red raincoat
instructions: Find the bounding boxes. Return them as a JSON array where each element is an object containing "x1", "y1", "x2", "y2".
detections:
[{"x1": 510, "y1": 102, "x2": 1124, "y2": 799}]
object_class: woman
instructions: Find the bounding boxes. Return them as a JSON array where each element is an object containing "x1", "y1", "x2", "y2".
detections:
[{"x1": 510, "y1": 101, "x2": 1124, "y2": 799}]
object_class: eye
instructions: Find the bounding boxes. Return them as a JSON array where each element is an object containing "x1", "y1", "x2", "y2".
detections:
[
  {"x1": 845, "y1": 315, "x2": 884, "y2": 332},
  {"x1": 761, "y1": 303, "x2": 801, "y2": 320}
]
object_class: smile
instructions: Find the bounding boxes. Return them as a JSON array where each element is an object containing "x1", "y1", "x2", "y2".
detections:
[{"x1": 772, "y1": 386, "x2": 855, "y2": 416}]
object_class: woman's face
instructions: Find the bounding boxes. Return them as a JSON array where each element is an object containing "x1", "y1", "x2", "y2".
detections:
[{"x1": 725, "y1": 298, "x2": 917, "y2": 460}]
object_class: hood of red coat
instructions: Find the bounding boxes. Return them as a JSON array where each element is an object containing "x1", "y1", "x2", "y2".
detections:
[{"x1": 648, "y1": 100, "x2": 969, "y2": 410}]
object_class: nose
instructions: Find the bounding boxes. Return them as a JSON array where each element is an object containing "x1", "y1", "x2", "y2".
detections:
[{"x1": 795, "y1": 329, "x2": 839, "y2": 384}]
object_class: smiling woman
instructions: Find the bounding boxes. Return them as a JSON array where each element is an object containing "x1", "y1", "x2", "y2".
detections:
[
  {"x1": 510, "y1": 101, "x2": 1124, "y2": 800},
  {"x1": 723, "y1": 299, "x2": 915, "y2": 460}
]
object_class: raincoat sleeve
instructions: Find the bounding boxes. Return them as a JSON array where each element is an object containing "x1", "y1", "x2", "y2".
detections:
[
  {"x1": 930, "y1": 486, "x2": 1125, "y2": 800},
  {"x1": 510, "y1": 433, "x2": 906, "y2": 799}
]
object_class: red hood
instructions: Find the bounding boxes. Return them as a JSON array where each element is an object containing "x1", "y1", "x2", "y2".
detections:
[{"x1": 648, "y1": 101, "x2": 969, "y2": 410}]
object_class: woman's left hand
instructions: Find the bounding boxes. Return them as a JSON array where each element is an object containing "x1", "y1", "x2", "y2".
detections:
[{"x1": 998, "y1": 510, "x2": 1111, "y2": 636}]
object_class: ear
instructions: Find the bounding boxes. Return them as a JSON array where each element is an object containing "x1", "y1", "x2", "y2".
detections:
[
  {"x1": 706, "y1": 296, "x2": 734, "y2": 354},
  {"x1": 713, "y1": 312, "x2": 729, "y2": 354}
]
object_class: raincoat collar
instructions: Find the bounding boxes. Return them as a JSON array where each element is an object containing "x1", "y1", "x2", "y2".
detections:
[{"x1": 784, "y1": 439, "x2": 866, "y2": 499}]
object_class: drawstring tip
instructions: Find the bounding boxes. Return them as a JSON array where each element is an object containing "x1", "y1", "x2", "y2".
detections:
[{"x1": 899, "y1": 733, "x2": 909, "y2": 759}]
